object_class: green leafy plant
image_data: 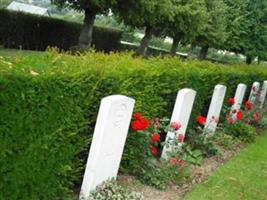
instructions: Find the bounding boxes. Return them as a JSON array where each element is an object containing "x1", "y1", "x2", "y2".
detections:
[
  {"x1": 186, "y1": 115, "x2": 220, "y2": 162},
  {"x1": 138, "y1": 162, "x2": 188, "y2": 190},
  {"x1": 224, "y1": 121, "x2": 256, "y2": 142},
  {"x1": 183, "y1": 147, "x2": 203, "y2": 165},
  {"x1": 213, "y1": 132, "x2": 241, "y2": 149},
  {"x1": 122, "y1": 113, "x2": 187, "y2": 189}
]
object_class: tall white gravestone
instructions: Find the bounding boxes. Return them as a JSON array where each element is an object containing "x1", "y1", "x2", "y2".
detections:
[
  {"x1": 79, "y1": 95, "x2": 135, "y2": 200},
  {"x1": 161, "y1": 89, "x2": 196, "y2": 159},
  {"x1": 231, "y1": 84, "x2": 247, "y2": 112},
  {"x1": 259, "y1": 81, "x2": 267, "y2": 109},
  {"x1": 204, "y1": 84, "x2": 227, "y2": 134},
  {"x1": 249, "y1": 82, "x2": 260, "y2": 104}
]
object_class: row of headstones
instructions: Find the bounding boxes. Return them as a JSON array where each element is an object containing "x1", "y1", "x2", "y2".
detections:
[{"x1": 79, "y1": 80, "x2": 267, "y2": 199}]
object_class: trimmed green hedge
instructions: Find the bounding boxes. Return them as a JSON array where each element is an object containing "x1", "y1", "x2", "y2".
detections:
[
  {"x1": 1, "y1": 50, "x2": 267, "y2": 199},
  {"x1": 0, "y1": 10, "x2": 122, "y2": 52}
]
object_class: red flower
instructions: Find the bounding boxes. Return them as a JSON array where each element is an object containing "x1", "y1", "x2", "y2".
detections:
[
  {"x1": 169, "y1": 158, "x2": 177, "y2": 165},
  {"x1": 151, "y1": 133, "x2": 160, "y2": 143},
  {"x1": 228, "y1": 98, "x2": 235, "y2": 105},
  {"x1": 131, "y1": 117, "x2": 149, "y2": 131},
  {"x1": 149, "y1": 146, "x2": 158, "y2": 155},
  {"x1": 227, "y1": 117, "x2": 235, "y2": 124},
  {"x1": 232, "y1": 109, "x2": 237, "y2": 114},
  {"x1": 252, "y1": 86, "x2": 256, "y2": 92},
  {"x1": 253, "y1": 112, "x2": 260, "y2": 121},
  {"x1": 236, "y1": 111, "x2": 244, "y2": 120},
  {"x1": 244, "y1": 100, "x2": 253, "y2": 110},
  {"x1": 196, "y1": 115, "x2": 206, "y2": 126},
  {"x1": 177, "y1": 134, "x2": 185, "y2": 142},
  {"x1": 170, "y1": 122, "x2": 181, "y2": 130},
  {"x1": 178, "y1": 159, "x2": 184, "y2": 171},
  {"x1": 133, "y1": 112, "x2": 142, "y2": 120}
]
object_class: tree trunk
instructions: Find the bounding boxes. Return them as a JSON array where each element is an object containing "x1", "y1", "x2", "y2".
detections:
[
  {"x1": 246, "y1": 56, "x2": 252, "y2": 64},
  {"x1": 198, "y1": 45, "x2": 209, "y2": 60},
  {"x1": 188, "y1": 44, "x2": 196, "y2": 58},
  {"x1": 136, "y1": 26, "x2": 153, "y2": 56},
  {"x1": 78, "y1": 8, "x2": 96, "y2": 49},
  {"x1": 170, "y1": 35, "x2": 181, "y2": 56}
]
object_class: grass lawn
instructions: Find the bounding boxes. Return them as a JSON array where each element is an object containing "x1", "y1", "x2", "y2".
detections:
[
  {"x1": 0, "y1": 48, "x2": 41, "y2": 56},
  {"x1": 184, "y1": 131, "x2": 267, "y2": 200}
]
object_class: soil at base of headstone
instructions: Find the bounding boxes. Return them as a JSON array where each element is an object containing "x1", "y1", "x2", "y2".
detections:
[{"x1": 117, "y1": 142, "x2": 246, "y2": 200}]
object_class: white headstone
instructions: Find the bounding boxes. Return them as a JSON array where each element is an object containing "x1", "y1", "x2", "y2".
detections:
[
  {"x1": 259, "y1": 81, "x2": 267, "y2": 109},
  {"x1": 204, "y1": 85, "x2": 227, "y2": 134},
  {"x1": 231, "y1": 84, "x2": 247, "y2": 112},
  {"x1": 79, "y1": 95, "x2": 135, "y2": 199},
  {"x1": 249, "y1": 82, "x2": 260, "y2": 104},
  {"x1": 161, "y1": 89, "x2": 196, "y2": 159}
]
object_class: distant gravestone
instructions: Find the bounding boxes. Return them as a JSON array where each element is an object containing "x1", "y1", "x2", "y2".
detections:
[
  {"x1": 259, "y1": 81, "x2": 267, "y2": 109},
  {"x1": 161, "y1": 89, "x2": 196, "y2": 159},
  {"x1": 231, "y1": 84, "x2": 247, "y2": 112},
  {"x1": 79, "y1": 95, "x2": 135, "y2": 200},
  {"x1": 204, "y1": 85, "x2": 227, "y2": 134},
  {"x1": 249, "y1": 82, "x2": 260, "y2": 104}
]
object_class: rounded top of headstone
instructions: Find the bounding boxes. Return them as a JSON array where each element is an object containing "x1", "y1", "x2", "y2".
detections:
[
  {"x1": 238, "y1": 83, "x2": 246, "y2": 87},
  {"x1": 215, "y1": 84, "x2": 227, "y2": 90},
  {"x1": 102, "y1": 95, "x2": 135, "y2": 104},
  {"x1": 179, "y1": 88, "x2": 197, "y2": 95}
]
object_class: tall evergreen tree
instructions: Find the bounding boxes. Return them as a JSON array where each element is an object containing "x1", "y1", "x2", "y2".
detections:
[
  {"x1": 163, "y1": 0, "x2": 208, "y2": 56},
  {"x1": 194, "y1": 0, "x2": 228, "y2": 60},
  {"x1": 242, "y1": 0, "x2": 267, "y2": 64},
  {"x1": 115, "y1": 0, "x2": 175, "y2": 56}
]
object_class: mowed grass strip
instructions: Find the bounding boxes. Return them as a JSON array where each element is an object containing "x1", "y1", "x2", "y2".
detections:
[
  {"x1": 184, "y1": 131, "x2": 267, "y2": 200},
  {"x1": 0, "y1": 48, "x2": 41, "y2": 56}
]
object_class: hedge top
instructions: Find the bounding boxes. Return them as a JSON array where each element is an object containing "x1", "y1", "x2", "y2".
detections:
[{"x1": 1, "y1": 49, "x2": 267, "y2": 77}]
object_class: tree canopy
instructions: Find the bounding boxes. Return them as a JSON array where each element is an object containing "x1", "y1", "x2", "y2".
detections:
[{"x1": 52, "y1": 0, "x2": 267, "y2": 63}]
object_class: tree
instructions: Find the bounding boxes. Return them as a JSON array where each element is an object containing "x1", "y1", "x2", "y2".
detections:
[
  {"x1": 194, "y1": 0, "x2": 228, "y2": 60},
  {"x1": 53, "y1": 0, "x2": 117, "y2": 49},
  {"x1": 241, "y1": 0, "x2": 267, "y2": 64},
  {"x1": 115, "y1": 0, "x2": 175, "y2": 56},
  {"x1": 222, "y1": 0, "x2": 250, "y2": 54},
  {"x1": 163, "y1": 0, "x2": 208, "y2": 56}
]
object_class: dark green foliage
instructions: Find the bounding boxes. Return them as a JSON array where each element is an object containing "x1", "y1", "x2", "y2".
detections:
[
  {"x1": 1, "y1": 50, "x2": 267, "y2": 199},
  {"x1": 0, "y1": 10, "x2": 122, "y2": 52},
  {"x1": 186, "y1": 130, "x2": 219, "y2": 160},
  {"x1": 120, "y1": 130, "x2": 152, "y2": 174},
  {"x1": 214, "y1": 132, "x2": 241, "y2": 149}
]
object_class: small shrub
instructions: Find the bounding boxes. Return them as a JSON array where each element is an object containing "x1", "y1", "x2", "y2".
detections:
[
  {"x1": 138, "y1": 161, "x2": 189, "y2": 190},
  {"x1": 258, "y1": 115, "x2": 267, "y2": 129},
  {"x1": 213, "y1": 132, "x2": 241, "y2": 149},
  {"x1": 186, "y1": 129, "x2": 219, "y2": 160},
  {"x1": 224, "y1": 121, "x2": 256, "y2": 142},
  {"x1": 88, "y1": 179, "x2": 144, "y2": 200},
  {"x1": 122, "y1": 113, "x2": 187, "y2": 189}
]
